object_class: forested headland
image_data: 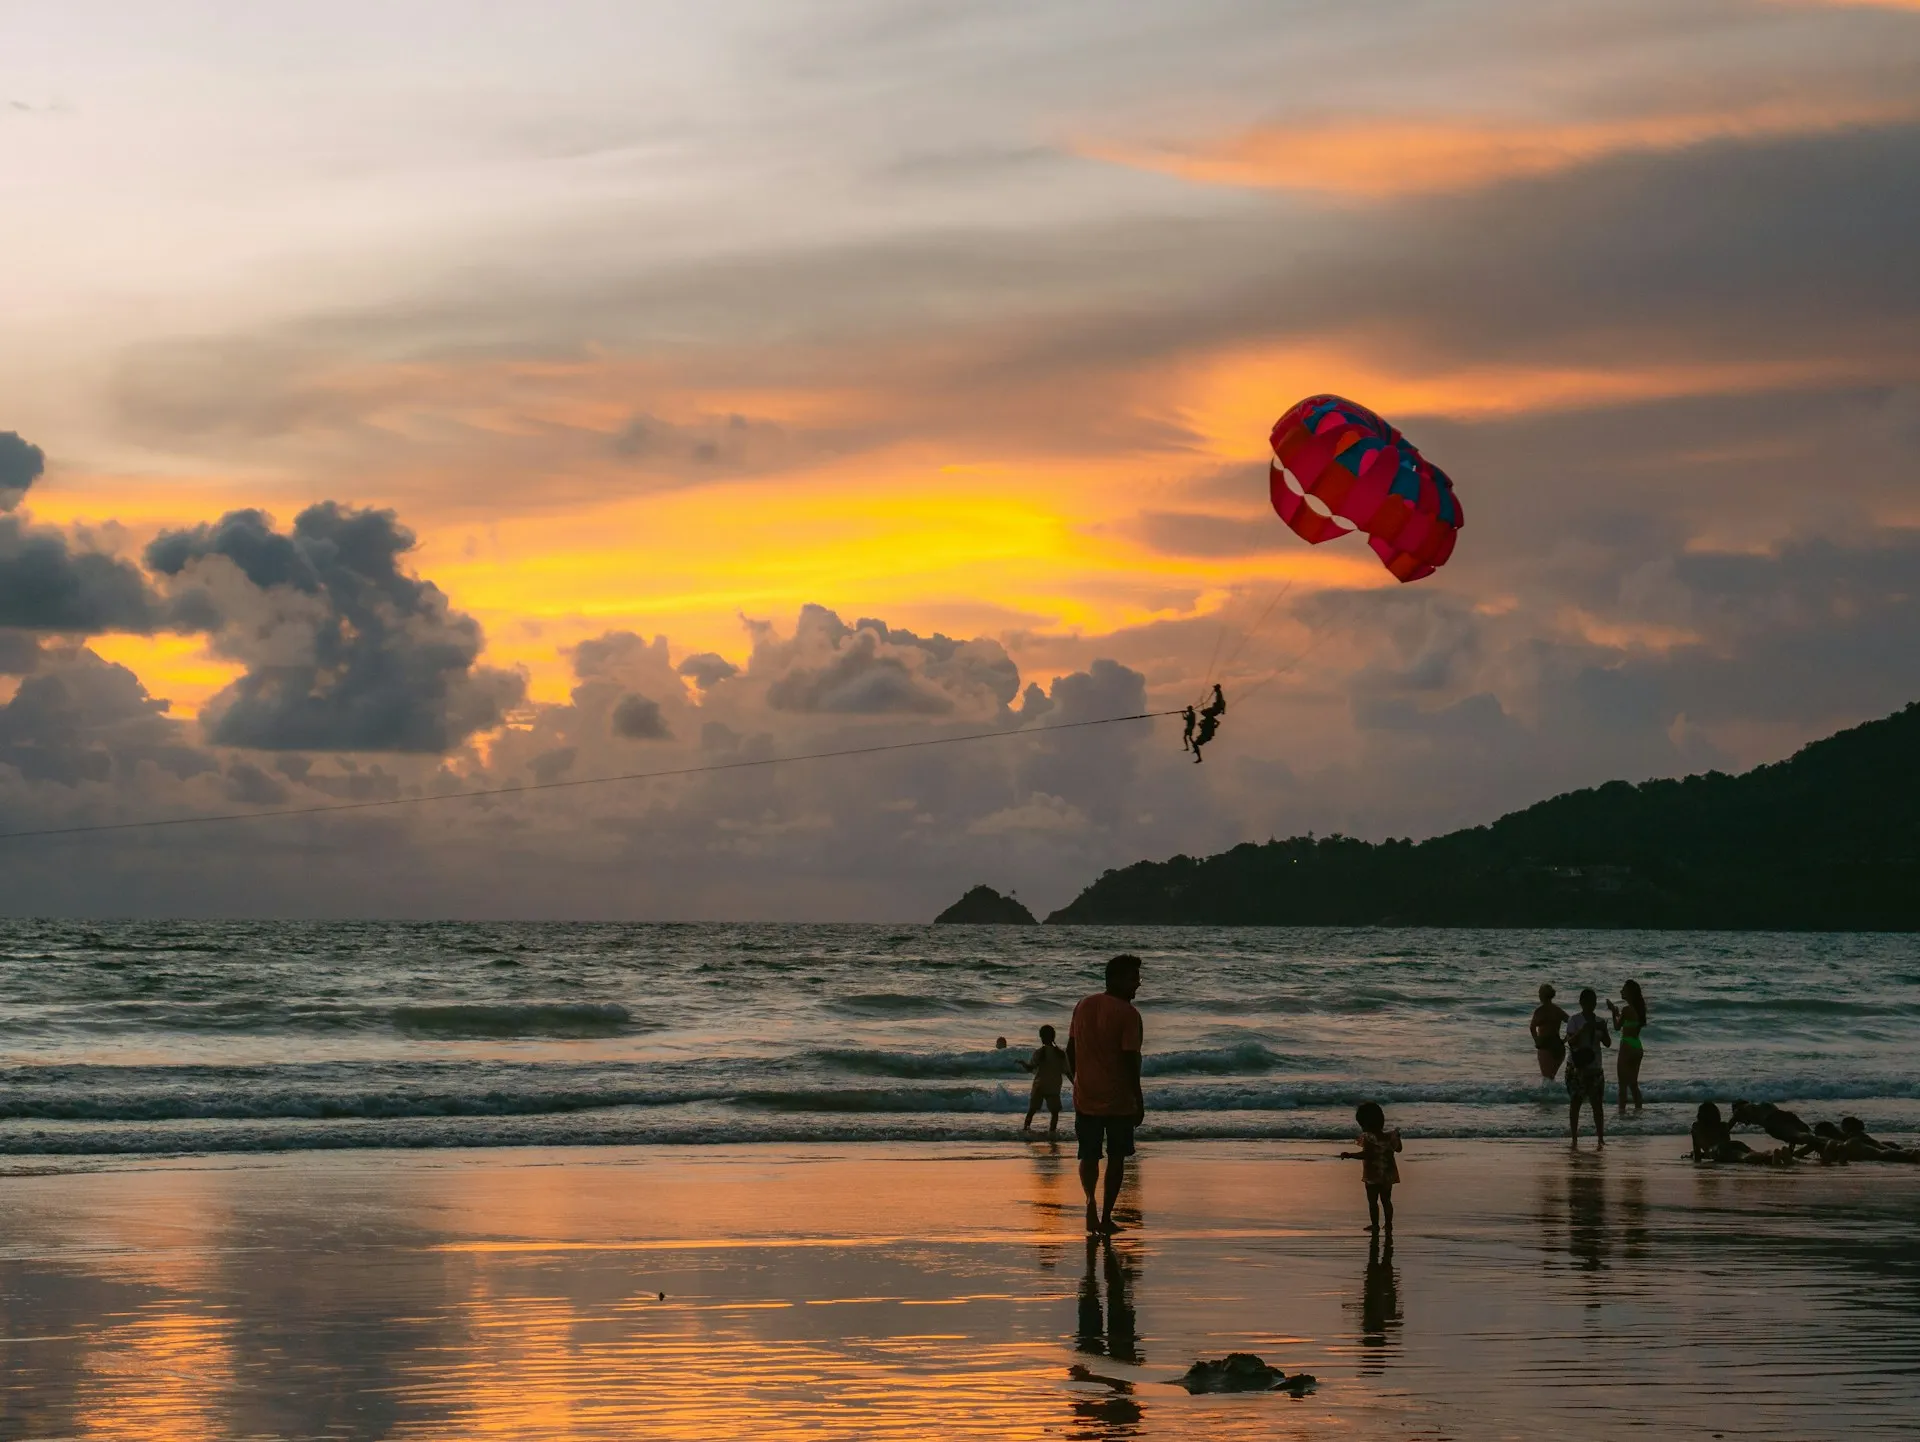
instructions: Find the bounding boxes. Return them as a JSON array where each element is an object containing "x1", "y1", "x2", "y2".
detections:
[{"x1": 1040, "y1": 702, "x2": 1920, "y2": 930}]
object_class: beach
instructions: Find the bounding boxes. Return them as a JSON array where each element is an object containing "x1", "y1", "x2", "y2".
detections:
[{"x1": 3, "y1": 1138, "x2": 1916, "y2": 1440}]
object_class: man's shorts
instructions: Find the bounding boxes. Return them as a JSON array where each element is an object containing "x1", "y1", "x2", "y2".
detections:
[
  {"x1": 1566, "y1": 1060, "x2": 1605, "y2": 1102},
  {"x1": 1075, "y1": 1111, "x2": 1136, "y2": 1162}
]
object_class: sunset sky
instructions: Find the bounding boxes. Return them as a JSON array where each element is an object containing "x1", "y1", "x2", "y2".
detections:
[{"x1": 2, "y1": 0, "x2": 1916, "y2": 917}]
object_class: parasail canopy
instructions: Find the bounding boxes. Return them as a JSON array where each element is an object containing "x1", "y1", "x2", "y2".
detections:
[{"x1": 1269, "y1": 395, "x2": 1463, "y2": 582}]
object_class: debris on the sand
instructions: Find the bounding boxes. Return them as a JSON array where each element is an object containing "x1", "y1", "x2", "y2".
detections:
[
  {"x1": 1177, "y1": 1353, "x2": 1318, "y2": 1395},
  {"x1": 1068, "y1": 1363, "x2": 1135, "y2": 1394}
]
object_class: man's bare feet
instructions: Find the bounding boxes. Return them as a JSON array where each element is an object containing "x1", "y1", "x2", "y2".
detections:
[
  {"x1": 1086, "y1": 1202, "x2": 1100, "y2": 1234},
  {"x1": 1098, "y1": 1214, "x2": 1122, "y2": 1235}
]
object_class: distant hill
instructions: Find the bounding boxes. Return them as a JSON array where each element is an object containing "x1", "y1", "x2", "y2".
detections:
[
  {"x1": 935, "y1": 885, "x2": 1038, "y2": 925},
  {"x1": 1045, "y1": 702, "x2": 1920, "y2": 930}
]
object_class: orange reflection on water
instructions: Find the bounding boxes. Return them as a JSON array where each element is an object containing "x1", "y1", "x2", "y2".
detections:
[{"x1": 73, "y1": 1308, "x2": 233, "y2": 1442}]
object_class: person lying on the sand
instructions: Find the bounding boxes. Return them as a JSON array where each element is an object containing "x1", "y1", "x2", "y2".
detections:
[
  {"x1": 1812, "y1": 1122, "x2": 1865, "y2": 1162},
  {"x1": 1730, "y1": 1100, "x2": 1831, "y2": 1159},
  {"x1": 1690, "y1": 1102, "x2": 1791, "y2": 1165},
  {"x1": 1833, "y1": 1117, "x2": 1920, "y2": 1162}
]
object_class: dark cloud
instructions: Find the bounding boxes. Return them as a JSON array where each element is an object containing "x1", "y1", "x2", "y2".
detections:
[
  {"x1": 0, "y1": 433, "x2": 164, "y2": 636},
  {"x1": 0, "y1": 518, "x2": 162, "y2": 634},
  {"x1": 1017, "y1": 658, "x2": 1150, "y2": 829},
  {"x1": 146, "y1": 503, "x2": 525, "y2": 752},
  {"x1": 145, "y1": 507, "x2": 312, "y2": 592},
  {"x1": 676, "y1": 652, "x2": 739, "y2": 690},
  {"x1": 225, "y1": 761, "x2": 290, "y2": 806},
  {"x1": 528, "y1": 746, "x2": 577, "y2": 784},
  {"x1": 1269, "y1": 124, "x2": 1920, "y2": 371},
  {"x1": 0, "y1": 647, "x2": 209, "y2": 789},
  {"x1": 610, "y1": 693, "x2": 671, "y2": 740},
  {"x1": 700, "y1": 720, "x2": 743, "y2": 752},
  {"x1": 0, "y1": 431, "x2": 46, "y2": 506},
  {"x1": 0, "y1": 631, "x2": 46, "y2": 675},
  {"x1": 1622, "y1": 530, "x2": 1920, "y2": 729},
  {"x1": 767, "y1": 634, "x2": 952, "y2": 714},
  {"x1": 571, "y1": 631, "x2": 669, "y2": 681}
]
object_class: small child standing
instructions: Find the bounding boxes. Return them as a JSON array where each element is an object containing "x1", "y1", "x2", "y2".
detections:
[
  {"x1": 1340, "y1": 1101, "x2": 1403, "y2": 1235},
  {"x1": 1020, "y1": 1025, "x2": 1067, "y2": 1138}
]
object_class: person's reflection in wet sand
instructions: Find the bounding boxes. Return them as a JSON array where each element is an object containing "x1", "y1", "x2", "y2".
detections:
[
  {"x1": 1030, "y1": 1146, "x2": 1069, "y2": 1274},
  {"x1": 1567, "y1": 1157, "x2": 1611, "y2": 1277},
  {"x1": 1620, "y1": 1171, "x2": 1649, "y2": 1268},
  {"x1": 1067, "y1": 1393, "x2": 1144, "y2": 1438},
  {"x1": 1075, "y1": 1236, "x2": 1143, "y2": 1365},
  {"x1": 1070, "y1": 1237, "x2": 1145, "y2": 1438},
  {"x1": 1355, "y1": 1234, "x2": 1403, "y2": 1375}
]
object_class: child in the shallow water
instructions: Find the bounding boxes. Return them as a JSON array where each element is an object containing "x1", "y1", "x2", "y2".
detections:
[
  {"x1": 1341, "y1": 1101, "x2": 1403, "y2": 1234},
  {"x1": 1020, "y1": 1025, "x2": 1067, "y2": 1138}
]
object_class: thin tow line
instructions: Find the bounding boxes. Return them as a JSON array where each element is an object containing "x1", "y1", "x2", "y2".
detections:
[{"x1": 0, "y1": 709, "x2": 1185, "y2": 843}]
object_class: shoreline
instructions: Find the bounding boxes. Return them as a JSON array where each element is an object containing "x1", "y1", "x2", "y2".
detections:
[{"x1": 6, "y1": 1097, "x2": 1917, "y2": 1161}]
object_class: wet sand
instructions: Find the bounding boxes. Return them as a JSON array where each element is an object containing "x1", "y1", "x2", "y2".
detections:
[{"x1": 1, "y1": 1138, "x2": 1916, "y2": 1439}]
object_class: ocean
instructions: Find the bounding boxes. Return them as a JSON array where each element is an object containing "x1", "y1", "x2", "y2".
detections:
[{"x1": 1, "y1": 920, "x2": 1915, "y2": 1157}]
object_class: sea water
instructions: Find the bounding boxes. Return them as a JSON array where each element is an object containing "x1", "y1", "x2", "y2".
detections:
[{"x1": 0, "y1": 921, "x2": 1914, "y2": 1156}]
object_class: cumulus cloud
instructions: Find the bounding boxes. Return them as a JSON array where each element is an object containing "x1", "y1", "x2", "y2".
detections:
[
  {"x1": 0, "y1": 432, "x2": 164, "y2": 637},
  {"x1": 0, "y1": 645, "x2": 208, "y2": 789},
  {"x1": 0, "y1": 432, "x2": 45, "y2": 506},
  {"x1": 145, "y1": 503, "x2": 525, "y2": 752},
  {"x1": 0, "y1": 519, "x2": 162, "y2": 635},
  {"x1": 753, "y1": 605, "x2": 1021, "y2": 717},
  {"x1": 610, "y1": 693, "x2": 672, "y2": 740},
  {"x1": 676, "y1": 652, "x2": 739, "y2": 690}
]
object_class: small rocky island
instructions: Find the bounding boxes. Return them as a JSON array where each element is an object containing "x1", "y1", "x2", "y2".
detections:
[{"x1": 933, "y1": 885, "x2": 1037, "y2": 924}]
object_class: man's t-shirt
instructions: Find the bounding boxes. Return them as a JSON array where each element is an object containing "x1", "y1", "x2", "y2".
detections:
[
  {"x1": 1566, "y1": 1011, "x2": 1609, "y2": 1069},
  {"x1": 1069, "y1": 992, "x2": 1143, "y2": 1117}
]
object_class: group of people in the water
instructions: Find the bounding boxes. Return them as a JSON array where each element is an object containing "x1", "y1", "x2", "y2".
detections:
[
  {"x1": 1000, "y1": 956, "x2": 1908, "y2": 1241},
  {"x1": 1529, "y1": 980, "x2": 1648, "y2": 1145},
  {"x1": 1525, "y1": 976, "x2": 1912, "y2": 1163}
]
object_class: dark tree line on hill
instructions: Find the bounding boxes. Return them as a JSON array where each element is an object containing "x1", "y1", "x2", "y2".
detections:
[{"x1": 1040, "y1": 702, "x2": 1920, "y2": 930}]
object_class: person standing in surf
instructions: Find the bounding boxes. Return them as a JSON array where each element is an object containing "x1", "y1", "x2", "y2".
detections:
[
  {"x1": 1565, "y1": 988, "x2": 1612, "y2": 1147},
  {"x1": 1608, "y1": 980, "x2": 1648, "y2": 1112},
  {"x1": 1530, "y1": 984, "x2": 1568, "y2": 1080},
  {"x1": 1021, "y1": 1024, "x2": 1067, "y2": 1138},
  {"x1": 1067, "y1": 954, "x2": 1145, "y2": 1236}
]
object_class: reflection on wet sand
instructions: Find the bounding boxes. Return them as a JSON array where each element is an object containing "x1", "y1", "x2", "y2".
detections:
[
  {"x1": 0, "y1": 1141, "x2": 1915, "y2": 1440},
  {"x1": 1069, "y1": 1237, "x2": 1145, "y2": 1438},
  {"x1": 1352, "y1": 1235, "x2": 1401, "y2": 1375},
  {"x1": 1567, "y1": 1154, "x2": 1610, "y2": 1275},
  {"x1": 1076, "y1": 1239, "x2": 1142, "y2": 1367},
  {"x1": 1026, "y1": 1145, "x2": 1068, "y2": 1275}
]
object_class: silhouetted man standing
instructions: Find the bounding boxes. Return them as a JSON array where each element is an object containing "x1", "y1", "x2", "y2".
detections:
[{"x1": 1067, "y1": 953, "x2": 1144, "y2": 1236}]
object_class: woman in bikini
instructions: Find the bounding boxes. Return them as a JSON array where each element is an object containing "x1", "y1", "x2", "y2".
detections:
[
  {"x1": 1607, "y1": 980, "x2": 1648, "y2": 1113},
  {"x1": 1529, "y1": 984, "x2": 1568, "y2": 1080}
]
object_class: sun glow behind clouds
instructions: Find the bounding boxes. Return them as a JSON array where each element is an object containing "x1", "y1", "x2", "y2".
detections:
[
  {"x1": 32, "y1": 318, "x2": 1902, "y2": 718},
  {"x1": 1088, "y1": 98, "x2": 1920, "y2": 198}
]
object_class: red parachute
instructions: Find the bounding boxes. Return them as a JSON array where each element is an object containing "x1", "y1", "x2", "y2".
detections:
[{"x1": 1269, "y1": 395, "x2": 1462, "y2": 582}]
